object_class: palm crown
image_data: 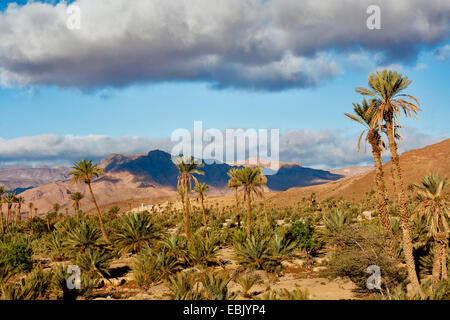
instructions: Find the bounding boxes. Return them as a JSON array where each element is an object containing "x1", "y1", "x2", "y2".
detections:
[
  {"x1": 411, "y1": 174, "x2": 448, "y2": 238},
  {"x1": 356, "y1": 70, "x2": 421, "y2": 129},
  {"x1": 345, "y1": 98, "x2": 385, "y2": 153},
  {"x1": 69, "y1": 159, "x2": 105, "y2": 184}
]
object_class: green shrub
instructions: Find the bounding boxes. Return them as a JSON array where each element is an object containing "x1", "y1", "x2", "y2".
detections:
[
  {"x1": 65, "y1": 222, "x2": 103, "y2": 253},
  {"x1": 187, "y1": 236, "x2": 218, "y2": 266},
  {"x1": 75, "y1": 249, "x2": 112, "y2": 279},
  {"x1": 113, "y1": 211, "x2": 161, "y2": 254},
  {"x1": 201, "y1": 271, "x2": 236, "y2": 300},
  {"x1": 286, "y1": 218, "x2": 321, "y2": 256},
  {"x1": 0, "y1": 236, "x2": 33, "y2": 272},
  {"x1": 131, "y1": 247, "x2": 180, "y2": 288},
  {"x1": 167, "y1": 271, "x2": 203, "y2": 300}
]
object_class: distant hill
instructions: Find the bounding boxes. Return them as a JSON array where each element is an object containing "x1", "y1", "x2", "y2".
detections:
[
  {"x1": 0, "y1": 166, "x2": 69, "y2": 190},
  {"x1": 15, "y1": 149, "x2": 366, "y2": 214}
]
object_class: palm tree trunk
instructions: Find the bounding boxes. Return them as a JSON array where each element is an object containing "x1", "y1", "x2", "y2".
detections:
[
  {"x1": 87, "y1": 183, "x2": 110, "y2": 243},
  {"x1": 184, "y1": 177, "x2": 191, "y2": 243},
  {"x1": 261, "y1": 185, "x2": 269, "y2": 226},
  {"x1": 234, "y1": 187, "x2": 241, "y2": 229},
  {"x1": 385, "y1": 120, "x2": 422, "y2": 296},
  {"x1": 369, "y1": 135, "x2": 395, "y2": 257},
  {"x1": 432, "y1": 240, "x2": 443, "y2": 284},
  {"x1": 7, "y1": 204, "x2": 11, "y2": 226},
  {"x1": 200, "y1": 194, "x2": 208, "y2": 238},
  {"x1": 0, "y1": 204, "x2": 3, "y2": 233},
  {"x1": 441, "y1": 241, "x2": 448, "y2": 281},
  {"x1": 246, "y1": 189, "x2": 251, "y2": 238}
]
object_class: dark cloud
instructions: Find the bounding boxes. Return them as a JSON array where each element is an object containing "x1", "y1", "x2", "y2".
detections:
[{"x1": 0, "y1": 0, "x2": 449, "y2": 91}]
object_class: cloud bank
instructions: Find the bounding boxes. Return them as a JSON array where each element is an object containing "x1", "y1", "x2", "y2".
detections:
[
  {"x1": 0, "y1": 0, "x2": 449, "y2": 91},
  {"x1": 0, "y1": 129, "x2": 445, "y2": 168}
]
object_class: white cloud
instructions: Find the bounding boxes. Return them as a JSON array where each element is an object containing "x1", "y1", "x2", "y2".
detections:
[
  {"x1": 415, "y1": 62, "x2": 428, "y2": 70},
  {"x1": 0, "y1": 129, "x2": 445, "y2": 168},
  {"x1": 0, "y1": 0, "x2": 449, "y2": 91},
  {"x1": 435, "y1": 44, "x2": 450, "y2": 61}
]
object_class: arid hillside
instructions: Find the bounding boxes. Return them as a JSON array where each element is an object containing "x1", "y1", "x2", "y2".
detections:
[{"x1": 268, "y1": 138, "x2": 450, "y2": 206}]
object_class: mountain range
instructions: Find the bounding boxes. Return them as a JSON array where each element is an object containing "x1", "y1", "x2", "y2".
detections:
[{"x1": 1, "y1": 149, "x2": 373, "y2": 214}]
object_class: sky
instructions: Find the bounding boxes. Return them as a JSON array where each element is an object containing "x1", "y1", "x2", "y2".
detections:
[{"x1": 0, "y1": 0, "x2": 449, "y2": 168}]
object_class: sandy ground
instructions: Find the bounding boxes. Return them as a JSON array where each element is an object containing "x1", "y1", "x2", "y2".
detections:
[{"x1": 84, "y1": 247, "x2": 358, "y2": 300}]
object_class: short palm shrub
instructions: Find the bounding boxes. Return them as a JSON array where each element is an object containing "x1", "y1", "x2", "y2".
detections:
[
  {"x1": 270, "y1": 233, "x2": 297, "y2": 261},
  {"x1": 44, "y1": 231, "x2": 67, "y2": 261},
  {"x1": 186, "y1": 235, "x2": 218, "y2": 266},
  {"x1": 131, "y1": 247, "x2": 180, "y2": 288},
  {"x1": 167, "y1": 271, "x2": 203, "y2": 300},
  {"x1": 323, "y1": 209, "x2": 352, "y2": 233},
  {"x1": 75, "y1": 248, "x2": 112, "y2": 279},
  {"x1": 162, "y1": 234, "x2": 188, "y2": 261},
  {"x1": 201, "y1": 271, "x2": 236, "y2": 300},
  {"x1": 65, "y1": 222, "x2": 103, "y2": 253},
  {"x1": 113, "y1": 212, "x2": 161, "y2": 254},
  {"x1": 234, "y1": 271, "x2": 261, "y2": 298},
  {"x1": 233, "y1": 235, "x2": 277, "y2": 271},
  {"x1": 0, "y1": 267, "x2": 51, "y2": 300}
]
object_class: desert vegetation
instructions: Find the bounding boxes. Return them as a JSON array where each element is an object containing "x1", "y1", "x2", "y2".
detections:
[{"x1": 0, "y1": 70, "x2": 448, "y2": 300}]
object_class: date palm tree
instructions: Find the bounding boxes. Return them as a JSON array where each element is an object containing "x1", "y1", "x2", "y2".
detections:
[
  {"x1": 70, "y1": 192, "x2": 84, "y2": 214},
  {"x1": 15, "y1": 196, "x2": 25, "y2": 222},
  {"x1": 3, "y1": 192, "x2": 16, "y2": 226},
  {"x1": 356, "y1": 70, "x2": 422, "y2": 295},
  {"x1": 411, "y1": 174, "x2": 449, "y2": 284},
  {"x1": 194, "y1": 182, "x2": 209, "y2": 238},
  {"x1": 28, "y1": 202, "x2": 34, "y2": 219},
  {"x1": 227, "y1": 169, "x2": 242, "y2": 229},
  {"x1": 0, "y1": 186, "x2": 6, "y2": 233},
  {"x1": 173, "y1": 155, "x2": 204, "y2": 243},
  {"x1": 256, "y1": 173, "x2": 269, "y2": 225},
  {"x1": 345, "y1": 98, "x2": 395, "y2": 257},
  {"x1": 233, "y1": 167, "x2": 263, "y2": 238},
  {"x1": 69, "y1": 159, "x2": 110, "y2": 242}
]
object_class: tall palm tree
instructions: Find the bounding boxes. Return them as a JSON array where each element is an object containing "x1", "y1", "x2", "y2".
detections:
[
  {"x1": 194, "y1": 182, "x2": 209, "y2": 238},
  {"x1": 15, "y1": 196, "x2": 25, "y2": 222},
  {"x1": 69, "y1": 159, "x2": 110, "y2": 242},
  {"x1": 357, "y1": 70, "x2": 422, "y2": 295},
  {"x1": 3, "y1": 193, "x2": 16, "y2": 226},
  {"x1": 70, "y1": 192, "x2": 84, "y2": 215},
  {"x1": 412, "y1": 174, "x2": 449, "y2": 284},
  {"x1": 173, "y1": 155, "x2": 204, "y2": 243},
  {"x1": 28, "y1": 202, "x2": 34, "y2": 219},
  {"x1": 345, "y1": 98, "x2": 395, "y2": 257},
  {"x1": 0, "y1": 186, "x2": 6, "y2": 233},
  {"x1": 256, "y1": 173, "x2": 269, "y2": 225},
  {"x1": 233, "y1": 167, "x2": 263, "y2": 238},
  {"x1": 227, "y1": 170, "x2": 242, "y2": 229},
  {"x1": 34, "y1": 207, "x2": 38, "y2": 218}
]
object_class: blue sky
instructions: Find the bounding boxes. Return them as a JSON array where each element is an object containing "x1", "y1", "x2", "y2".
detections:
[{"x1": 0, "y1": 1, "x2": 449, "y2": 167}]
